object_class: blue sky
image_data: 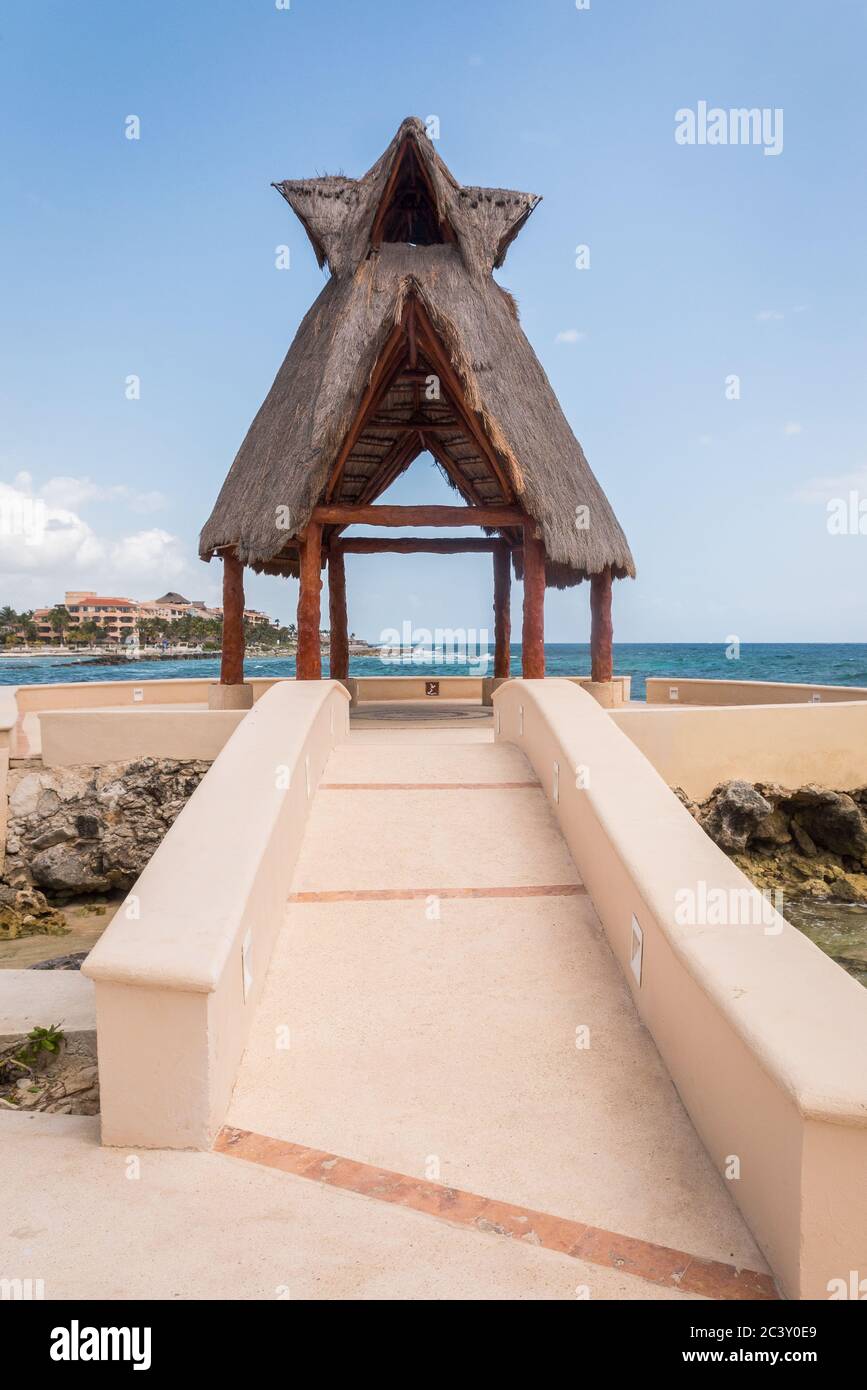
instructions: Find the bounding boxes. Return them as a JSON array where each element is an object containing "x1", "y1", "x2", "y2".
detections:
[{"x1": 1, "y1": 0, "x2": 865, "y2": 642}]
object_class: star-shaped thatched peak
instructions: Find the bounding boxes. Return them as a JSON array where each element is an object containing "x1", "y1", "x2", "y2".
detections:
[{"x1": 273, "y1": 116, "x2": 540, "y2": 279}]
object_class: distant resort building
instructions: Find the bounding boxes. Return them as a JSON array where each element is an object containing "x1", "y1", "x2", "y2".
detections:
[
  {"x1": 28, "y1": 590, "x2": 276, "y2": 644},
  {"x1": 33, "y1": 593, "x2": 139, "y2": 643}
]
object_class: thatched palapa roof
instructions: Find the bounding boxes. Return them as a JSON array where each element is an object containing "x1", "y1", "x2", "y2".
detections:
[{"x1": 200, "y1": 118, "x2": 635, "y2": 588}]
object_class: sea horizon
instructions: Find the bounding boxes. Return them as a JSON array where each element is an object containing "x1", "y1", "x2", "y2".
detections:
[{"x1": 3, "y1": 641, "x2": 866, "y2": 701}]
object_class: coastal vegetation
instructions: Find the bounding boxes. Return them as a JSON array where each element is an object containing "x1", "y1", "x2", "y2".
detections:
[
  {"x1": 0, "y1": 1020, "x2": 99, "y2": 1117},
  {"x1": 0, "y1": 603, "x2": 300, "y2": 652}
]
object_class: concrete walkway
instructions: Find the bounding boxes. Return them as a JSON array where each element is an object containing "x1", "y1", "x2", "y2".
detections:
[
  {"x1": 222, "y1": 723, "x2": 773, "y2": 1299},
  {"x1": 0, "y1": 716, "x2": 775, "y2": 1300}
]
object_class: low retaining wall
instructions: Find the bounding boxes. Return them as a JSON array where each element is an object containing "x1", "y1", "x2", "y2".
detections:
[
  {"x1": 493, "y1": 678, "x2": 867, "y2": 1301},
  {"x1": 613, "y1": 700, "x2": 867, "y2": 800},
  {"x1": 13, "y1": 675, "x2": 280, "y2": 714},
  {"x1": 82, "y1": 680, "x2": 350, "y2": 1149},
  {"x1": 40, "y1": 708, "x2": 247, "y2": 767},
  {"x1": 351, "y1": 673, "x2": 631, "y2": 704},
  {"x1": 647, "y1": 676, "x2": 867, "y2": 706},
  {"x1": 7, "y1": 674, "x2": 632, "y2": 768}
]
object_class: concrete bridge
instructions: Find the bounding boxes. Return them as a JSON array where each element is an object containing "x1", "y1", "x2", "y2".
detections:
[{"x1": 2, "y1": 677, "x2": 867, "y2": 1300}]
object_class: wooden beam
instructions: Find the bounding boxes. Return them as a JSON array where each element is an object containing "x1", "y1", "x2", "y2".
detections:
[
  {"x1": 219, "y1": 551, "x2": 246, "y2": 686},
  {"x1": 328, "y1": 542, "x2": 349, "y2": 682},
  {"x1": 312, "y1": 504, "x2": 524, "y2": 528},
  {"x1": 340, "y1": 537, "x2": 499, "y2": 554},
  {"x1": 324, "y1": 433, "x2": 423, "y2": 547},
  {"x1": 407, "y1": 299, "x2": 417, "y2": 368},
  {"x1": 325, "y1": 324, "x2": 406, "y2": 500},
  {"x1": 590, "y1": 567, "x2": 614, "y2": 683},
  {"x1": 326, "y1": 295, "x2": 510, "y2": 512},
  {"x1": 296, "y1": 522, "x2": 323, "y2": 680},
  {"x1": 412, "y1": 304, "x2": 514, "y2": 502},
  {"x1": 368, "y1": 417, "x2": 456, "y2": 430},
  {"x1": 521, "y1": 521, "x2": 545, "y2": 679},
  {"x1": 399, "y1": 368, "x2": 437, "y2": 383},
  {"x1": 493, "y1": 540, "x2": 512, "y2": 680}
]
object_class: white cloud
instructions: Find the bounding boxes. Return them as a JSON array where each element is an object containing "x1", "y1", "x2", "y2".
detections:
[
  {"x1": 0, "y1": 473, "x2": 194, "y2": 609},
  {"x1": 755, "y1": 309, "x2": 784, "y2": 322},
  {"x1": 555, "y1": 329, "x2": 587, "y2": 344},
  {"x1": 40, "y1": 475, "x2": 167, "y2": 514},
  {"x1": 784, "y1": 422, "x2": 802, "y2": 436},
  {"x1": 109, "y1": 529, "x2": 187, "y2": 579},
  {"x1": 794, "y1": 465, "x2": 867, "y2": 504}
]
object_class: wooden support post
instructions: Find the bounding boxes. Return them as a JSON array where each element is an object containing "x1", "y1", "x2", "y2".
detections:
[
  {"x1": 493, "y1": 541, "x2": 511, "y2": 679},
  {"x1": 220, "y1": 551, "x2": 246, "y2": 686},
  {"x1": 328, "y1": 542, "x2": 349, "y2": 682},
  {"x1": 521, "y1": 521, "x2": 545, "y2": 679},
  {"x1": 296, "y1": 522, "x2": 323, "y2": 680},
  {"x1": 590, "y1": 567, "x2": 614, "y2": 683}
]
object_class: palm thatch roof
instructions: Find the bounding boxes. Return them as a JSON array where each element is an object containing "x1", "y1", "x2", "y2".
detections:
[{"x1": 200, "y1": 117, "x2": 635, "y2": 588}]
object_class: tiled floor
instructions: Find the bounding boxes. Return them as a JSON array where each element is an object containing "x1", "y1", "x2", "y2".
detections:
[{"x1": 225, "y1": 730, "x2": 774, "y2": 1299}]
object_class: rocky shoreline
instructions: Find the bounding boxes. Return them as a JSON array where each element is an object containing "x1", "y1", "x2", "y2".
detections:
[
  {"x1": 0, "y1": 757, "x2": 210, "y2": 944},
  {"x1": 3, "y1": 762, "x2": 866, "y2": 990},
  {"x1": 677, "y1": 778, "x2": 867, "y2": 985}
]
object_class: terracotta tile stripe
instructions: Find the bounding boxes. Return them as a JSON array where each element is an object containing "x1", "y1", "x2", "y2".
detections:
[
  {"x1": 214, "y1": 1127, "x2": 777, "y2": 1301},
  {"x1": 319, "y1": 781, "x2": 541, "y2": 790},
  {"x1": 288, "y1": 883, "x2": 586, "y2": 904}
]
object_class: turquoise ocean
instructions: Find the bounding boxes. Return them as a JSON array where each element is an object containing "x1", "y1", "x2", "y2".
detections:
[{"x1": 2, "y1": 644, "x2": 867, "y2": 701}]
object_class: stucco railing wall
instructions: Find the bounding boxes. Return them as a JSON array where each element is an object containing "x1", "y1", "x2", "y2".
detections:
[
  {"x1": 612, "y1": 700, "x2": 867, "y2": 800},
  {"x1": 12, "y1": 675, "x2": 282, "y2": 713},
  {"x1": 493, "y1": 679, "x2": 867, "y2": 1301},
  {"x1": 39, "y1": 708, "x2": 249, "y2": 766},
  {"x1": 647, "y1": 676, "x2": 867, "y2": 706},
  {"x1": 351, "y1": 674, "x2": 629, "y2": 703},
  {"x1": 9, "y1": 670, "x2": 627, "y2": 718},
  {"x1": 82, "y1": 680, "x2": 350, "y2": 1150}
]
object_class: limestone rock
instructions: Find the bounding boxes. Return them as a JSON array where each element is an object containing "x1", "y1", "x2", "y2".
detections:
[
  {"x1": 28, "y1": 951, "x2": 90, "y2": 971},
  {"x1": 790, "y1": 821, "x2": 818, "y2": 857},
  {"x1": 691, "y1": 778, "x2": 867, "y2": 910},
  {"x1": 753, "y1": 809, "x2": 792, "y2": 846},
  {"x1": 800, "y1": 877, "x2": 832, "y2": 899},
  {"x1": 2, "y1": 756, "x2": 210, "y2": 899},
  {"x1": 789, "y1": 789, "x2": 867, "y2": 861},
  {"x1": 0, "y1": 886, "x2": 68, "y2": 941},
  {"x1": 699, "y1": 781, "x2": 773, "y2": 852}
]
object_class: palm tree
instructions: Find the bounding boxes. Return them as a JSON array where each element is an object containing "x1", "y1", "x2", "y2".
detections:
[
  {"x1": 49, "y1": 605, "x2": 70, "y2": 645},
  {"x1": 0, "y1": 606, "x2": 19, "y2": 645}
]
